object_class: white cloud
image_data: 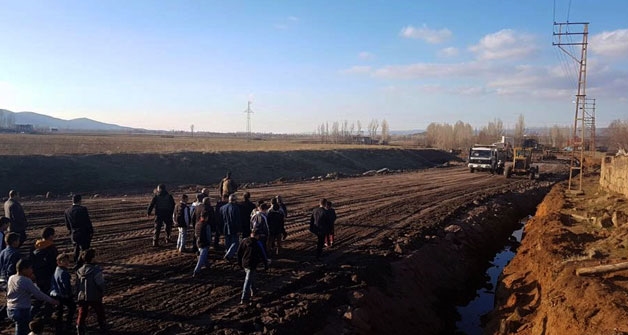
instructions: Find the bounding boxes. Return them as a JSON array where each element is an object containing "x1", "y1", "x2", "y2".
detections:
[
  {"x1": 274, "y1": 16, "x2": 299, "y2": 30},
  {"x1": 340, "y1": 65, "x2": 372, "y2": 75},
  {"x1": 469, "y1": 29, "x2": 537, "y2": 60},
  {"x1": 358, "y1": 51, "x2": 375, "y2": 60},
  {"x1": 400, "y1": 24, "x2": 452, "y2": 44},
  {"x1": 288, "y1": 16, "x2": 299, "y2": 22},
  {"x1": 590, "y1": 29, "x2": 628, "y2": 58},
  {"x1": 373, "y1": 62, "x2": 492, "y2": 79},
  {"x1": 438, "y1": 47, "x2": 459, "y2": 58}
]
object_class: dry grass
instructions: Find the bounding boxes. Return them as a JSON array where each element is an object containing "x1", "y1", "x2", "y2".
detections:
[{"x1": 0, "y1": 133, "x2": 396, "y2": 155}]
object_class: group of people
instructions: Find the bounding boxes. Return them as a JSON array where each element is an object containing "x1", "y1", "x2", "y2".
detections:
[
  {"x1": 0, "y1": 171, "x2": 340, "y2": 333},
  {"x1": 147, "y1": 172, "x2": 337, "y2": 304},
  {"x1": 1, "y1": 191, "x2": 105, "y2": 335}
]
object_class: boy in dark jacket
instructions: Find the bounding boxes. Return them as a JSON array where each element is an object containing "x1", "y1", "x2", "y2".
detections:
[
  {"x1": 147, "y1": 184, "x2": 175, "y2": 247},
  {"x1": 193, "y1": 197, "x2": 213, "y2": 277},
  {"x1": 0, "y1": 232, "x2": 21, "y2": 283},
  {"x1": 266, "y1": 199, "x2": 286, "y2": 256},
  {"x1": 30, "y1": 227, "x2": 58, "y2": 321},
  {"x1": 50, "y1": 253, "x2": 75, "y2": 334},
  {"x1": 76, "y1": 249, "x2": 106, "y2": 335},
  {"x1": 237, "y1": 232, "x2": 267, "y2": 305},
  {"x1": 324, "y1": 201, "x2": 337, "y2": 247}
]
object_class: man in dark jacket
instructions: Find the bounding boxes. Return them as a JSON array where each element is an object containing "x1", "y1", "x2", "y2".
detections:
[
  {"x1": 193, "y1": 197, "x2": 213, "y2": 277},
  {"x1": 218, "y1": 172, "x2": 238, "y2": 198},
  {"x1": 238, "y1": 192, "x2": 256, "y2": 238},
  {"x1": 237, "y1": 232, "x2": 267, "y2": 304},
  {"x1": 65, "y1": 194, "x2": 94, "y2": 266},
  {"x1": 3, "y1": 190, "x2": 28, "y2": 247},
  {"x1": 220, "y1": 194, "x2": 241, "y2": 260},
  {"x1": 147, "y1": 184, "x2": 175, "y2": 247},
  {"x1": 310, "y1": 199, "x2": 331, "y2": 260}
]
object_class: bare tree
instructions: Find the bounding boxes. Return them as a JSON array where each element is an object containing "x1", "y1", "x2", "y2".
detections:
[
  {"x1": 608, "y1": 119, "x2": 628, "y2": 151},
  {"x1": 514, "y1": 114, "x2": 525, "y2": 146},
  {"x1": 190, "y1": 124, "x2": 194, "y2": 136},
  {"x1": 381, "y1": 119, "x2": 390, "y2": 144},
  {"x1": 357, "y1": 120, "x2": 363, "y2": 136},
  {"x1": 368, "y1": 119, "x2": 379, "y2": 139}
]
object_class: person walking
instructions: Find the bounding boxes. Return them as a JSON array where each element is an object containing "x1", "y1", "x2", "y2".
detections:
[
  {"x1": 76, "y1": 249, "x2": 107, "y2": 335},
  {"x1": 214, "y1": 194, "x2": 229, "y2": 250},
  {"x1": 64, "y1": 195, "x2": 93, "y2": 268},
  {"x1": 324, "y1": 201, "x2": 337, "y2": 247},
  {"x1": 310, "y1": 199, "x2": 331, "y2": 260},
  {"x1": 238, "y1": 192, "x2": 256, "y2": 239},
  {"x1": 275, "y1": 195, "x2": 288, "y2": 218},
  {"x1": 147, "y1": 184, "x2": 175, "y2": 247},
  {"x1": 266, "y1": 199, "x2": 285, "y2": 256},
  {"x1": 4, "y1": 190, "x2": 28, "y2": 247},
  {"x1": 173, "y1": 194, "x2": 191, "y2": 253},
  {"x1": 192, "y1": 197, "x2": 214, "y2": 277},
  {"x1": 220, "y1": 194, "x2": 241, "y2": 260},
  {"x1": 237, "y1": 232, "x2": 267, "y2": 305},
  {"x1": 29, "y1": 227, "x2": 58, "y2": 322},
  {"x1": 218, "y1": 172, "x2": 238, "y2": 198}
]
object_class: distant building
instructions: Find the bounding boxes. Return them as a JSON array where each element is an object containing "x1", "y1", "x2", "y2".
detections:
[
  {"x1": 15, "y1": 124, "x2": 34, "y2": 133},
  {"x1": 352, "y1": 135, "x2": 376, "y2": 145}
]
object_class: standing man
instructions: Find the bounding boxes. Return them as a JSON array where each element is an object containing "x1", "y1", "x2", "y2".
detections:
[
  {"x1": 4, "y1": 190, "x2": 28, "y2": 247},
  {"x1": 218, "y1": 172, "x2": 238, "y2": 198},
  {"x1": 147, "y1": 184, "x2": 175, "y2": 247},
  {"x1": 310, "y1": 199, "x2": 331, "y2": 260},
  {"x1": 64, "y1": 195, "x2": 94, "y2": 267},
  {"x1": 324, "y1": 200, "x2": 337, "y2": 248},
  {"x1": 238, "y1": 192, "x2": 256, "y2": 239},
  {"x1": 220, "y1": 194, "x2": 241, "y2": 260}
]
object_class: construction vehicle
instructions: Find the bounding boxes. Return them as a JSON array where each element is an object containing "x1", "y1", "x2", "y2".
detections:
[
  {"x1": 468, "y1": 145, "x2": 506, "y2": 175},
  {"x1": 504, "y1": 147, "x2": 539, "y2": 179}
]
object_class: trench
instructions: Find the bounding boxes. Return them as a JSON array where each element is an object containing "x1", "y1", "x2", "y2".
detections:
[{"x1": 455, "y1": 217, "x2": 529, "y2": 334}]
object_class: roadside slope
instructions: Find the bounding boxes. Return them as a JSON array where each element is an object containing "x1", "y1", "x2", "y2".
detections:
[{"x1": 485, "y1": 175, "x2": 628, "y2": 334}]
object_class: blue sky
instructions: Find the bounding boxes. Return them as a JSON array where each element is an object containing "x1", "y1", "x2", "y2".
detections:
[{"x1": 1, "y1": 0, "x2": 627, "y2": 133}]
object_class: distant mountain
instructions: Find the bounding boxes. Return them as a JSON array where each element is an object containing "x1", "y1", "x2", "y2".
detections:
[{"x1": 1, "y1": 109, "x2": 134, "y2": 131}]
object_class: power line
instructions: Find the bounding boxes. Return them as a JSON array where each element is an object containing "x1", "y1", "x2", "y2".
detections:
[{"x1": 244, "y1": 100, "x2": 253, "y2": 139}]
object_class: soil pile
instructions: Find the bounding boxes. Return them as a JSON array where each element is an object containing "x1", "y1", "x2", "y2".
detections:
[
  {"x1": 0, "y1": 148, "x2": 456, "y2": 195},
  {"x1": 485, "y1": 174, "x2": 628, "y2": 334}
]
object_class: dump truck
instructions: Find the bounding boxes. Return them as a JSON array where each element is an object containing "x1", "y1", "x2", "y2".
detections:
[{"x1": 468, "y1": 145, "x2": 505, "y2": 174}]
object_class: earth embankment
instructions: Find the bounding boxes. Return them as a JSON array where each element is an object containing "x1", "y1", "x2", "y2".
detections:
[{"x1": 1, "y1": 148, "x2": 456, "y2": 195}]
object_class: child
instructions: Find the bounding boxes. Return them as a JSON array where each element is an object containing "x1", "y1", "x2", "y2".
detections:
[
  {"x1": 30, "y1": 227, "x2": 58, "y2": 321},
  {"x1": 50, "y1": 253, "x2": 76, "y2": 334},
  {"x1": 76, "y1": 249, "x2": 106, "y2": 335},
  {"x1": 237, "y1": 232, "x2": 268, "y2": 305},
  {"x1": 0, "y1": 232, "x2": 22, "y2": 283},
  {"x1": 173, "y1": 194, "x2": 190, "y2": 253},
  {"x1": 266, "y1": 198, "x2": 286, "y2": 256},
  {"x1": 6, "y1": 259, "x2": 59, "y2": 335},
  {"x1": 28, "y1": 318, "x2": 44, "y2": 335}
]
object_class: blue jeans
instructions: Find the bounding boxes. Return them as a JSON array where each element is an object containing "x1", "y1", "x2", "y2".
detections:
[
  {"x1": 193, "y1": 247, "x2": 210, "y2": 274},
  {"x1": 8, "y1": 308, "x2": 31, "y2": 335},
  {"x1": 224, "y1": 234, "x2": 240, "y2": 259},
  {"x1": 241, "y1": 268, "x2": 255, "y2": 302},
  {"x1": 177, "y1": 227, "x2": 187, "y2": 250}
]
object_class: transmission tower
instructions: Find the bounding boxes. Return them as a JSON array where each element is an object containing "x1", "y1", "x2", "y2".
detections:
[
  {"x1": 244, "y1": 100, "x2": 253, "y2": 139},
  {"x1": 553, "y1": 21, "x2": 589, "y2": 194},
  {"x1": 583, "y1": 98, "x2": 596, "y2": 151}
]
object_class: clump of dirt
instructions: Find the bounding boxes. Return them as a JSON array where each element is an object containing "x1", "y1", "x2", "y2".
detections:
[{"x1": 484, "y1": 175, "x2": 628, "y2": 334}]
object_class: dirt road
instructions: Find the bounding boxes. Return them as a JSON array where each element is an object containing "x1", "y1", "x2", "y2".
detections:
[{"x1": 1, "y1": 165, "x2": 558, "y2": 334}]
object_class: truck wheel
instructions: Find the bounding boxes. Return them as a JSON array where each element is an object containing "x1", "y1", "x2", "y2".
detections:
[
  {"x1": 505, "y1": 166, "x2": 512, "y2": 178},
  {"x1": 529, "y1": 171, "x2": 535, "y2": 180},
  {"x1": 470, "y1": 168, "x2": 475, "y2": 173}
]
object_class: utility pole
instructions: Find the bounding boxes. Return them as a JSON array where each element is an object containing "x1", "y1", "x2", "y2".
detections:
[
  {"x1": 553, "y1": 21, "x2": 589, "y2": 194},
  {"x1": 244, "y1": 100, "x2": 253, "y2": 140}
]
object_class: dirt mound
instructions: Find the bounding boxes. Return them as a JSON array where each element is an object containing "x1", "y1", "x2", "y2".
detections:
[
  {"x1": 1, "y1": 148, "x2": 457, "y2": 195},
  {"x1": 485, "y1": 175, "x2": 628, "y2": 334}
]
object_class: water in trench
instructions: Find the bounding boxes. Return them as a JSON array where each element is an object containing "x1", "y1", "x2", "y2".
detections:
[{"x1": 455, "y1": 217, "x2": 529, "y2": 334}]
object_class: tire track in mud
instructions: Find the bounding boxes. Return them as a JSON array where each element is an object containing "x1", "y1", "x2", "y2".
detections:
[{"x1": 4, "y1": 166, "x2": 540, "y2": 334}]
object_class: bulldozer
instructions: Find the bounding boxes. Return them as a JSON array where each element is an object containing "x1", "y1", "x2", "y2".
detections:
[{"x1": 504, "y1": 147, "x2": 539, "y2": 179}]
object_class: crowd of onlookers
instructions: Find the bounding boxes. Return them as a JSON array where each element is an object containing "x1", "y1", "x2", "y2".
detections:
[{"x1": 0, "y1": 172, "x2": 338, "y2": 335}]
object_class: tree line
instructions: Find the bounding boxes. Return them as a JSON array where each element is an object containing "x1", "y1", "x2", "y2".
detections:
[{"x1": 315, "y1": 119, "x2": 390, "y2": 144}]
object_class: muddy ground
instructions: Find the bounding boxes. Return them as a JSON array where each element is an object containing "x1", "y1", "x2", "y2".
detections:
[
  {"x1": 485, "y1": 172, "x2": 628, "y2": 335},
  {"x1": 0, "y1": 150, "x2": 570, "y2": 335}
]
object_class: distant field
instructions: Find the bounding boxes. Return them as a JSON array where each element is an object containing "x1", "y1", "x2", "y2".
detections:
[{"x1": 0, "y1": 133, "x2": 396, "y2": 155}]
